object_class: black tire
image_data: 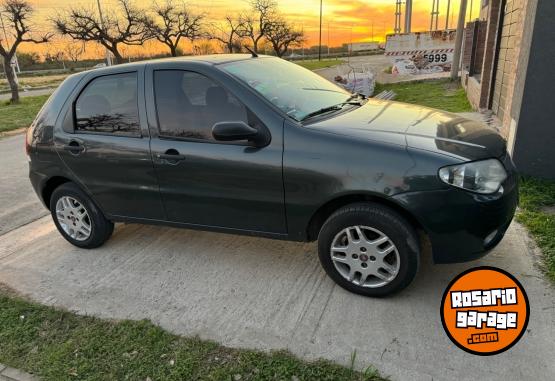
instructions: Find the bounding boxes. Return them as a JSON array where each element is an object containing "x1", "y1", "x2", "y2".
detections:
[
  {"x1": 49, "y1": 182, "x2": 114, "y2": 249},
  {"x1": 318, "y1": 202, "x2": 419, "y2": 297}
]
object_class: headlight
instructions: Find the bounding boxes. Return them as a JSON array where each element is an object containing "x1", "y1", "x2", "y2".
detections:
[{"x1": 438, "y1": 159, "x2": 507, "y2": 194}]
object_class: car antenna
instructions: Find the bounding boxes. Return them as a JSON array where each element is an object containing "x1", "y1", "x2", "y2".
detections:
[{"x1": 244, "y1": 46, "x2": 258, "y2": 58}]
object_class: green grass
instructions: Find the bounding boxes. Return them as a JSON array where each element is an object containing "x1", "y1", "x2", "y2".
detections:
[
  {"x1": 0, "y1": 288, "x2": 386, "y2": 381},
  {"x1": 516, "y1": 177, "x2": 555, "y2": 280},
  {"x1": 374, "y1": 79, "x2": 473, "y2": 113},
  {"x1": 0, "y1": 95, "x2": 50, "y2": 133},
  {"x1": 296, "y1": 59, "x2": 342, "y2": 70}
]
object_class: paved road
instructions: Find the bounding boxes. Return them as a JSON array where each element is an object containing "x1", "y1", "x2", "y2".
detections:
[
  {"x1": 0, "y1": 88, "x2": 56, "y2": 101},
  {"x1": 0, "y1": 135, "x2": 48, "y2": 236}
]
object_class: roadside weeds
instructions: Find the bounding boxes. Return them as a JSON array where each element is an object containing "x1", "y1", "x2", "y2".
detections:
[{"x1": 516, "y1": 177, "x2": 555, "y2": 281}]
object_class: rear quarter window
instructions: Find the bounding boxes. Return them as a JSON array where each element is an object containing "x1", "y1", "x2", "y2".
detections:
[{"x1": 74, "y1": 72, "x2": 140, "y2": 137}]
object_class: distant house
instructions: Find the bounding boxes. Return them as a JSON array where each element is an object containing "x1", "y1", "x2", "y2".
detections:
[{"x1": 461, "y1": 0, "x2": 555, "y2": 179}]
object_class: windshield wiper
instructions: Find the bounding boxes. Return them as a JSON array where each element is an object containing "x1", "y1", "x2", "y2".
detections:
[{"x1": 300, "y1": 101, "x2": 362, "y2": 122}]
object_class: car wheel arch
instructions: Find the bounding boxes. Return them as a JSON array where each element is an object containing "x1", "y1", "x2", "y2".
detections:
[
  {"x1": 42, "y1": 176, "x2": 104, "y2": 214},
  {"x1": 306, "y1": 193, "x2": 428, "y2": 246},
  {"x1": 42, "y1": 176, "x2": 72, "y2": 210}
]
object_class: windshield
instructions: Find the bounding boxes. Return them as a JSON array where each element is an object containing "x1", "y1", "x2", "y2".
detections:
[{"x1": 220, "y1": 57, "x2": 351, "y2": 121}]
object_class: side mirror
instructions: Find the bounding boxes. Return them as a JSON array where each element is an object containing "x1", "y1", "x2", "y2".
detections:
[{"x1": 212, "y1": 121, "x2": 268, "y2": 146}]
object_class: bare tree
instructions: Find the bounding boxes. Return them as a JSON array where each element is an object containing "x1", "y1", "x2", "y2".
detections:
[
  {"x1": 209, "y1": 15, "x2": 245, "y2": 53},
  {"x1": 147, "y1": 1, "x2": 204, "y2": 57},
  {"x1": 43, "y1": 43, "x2": 66, "y2": 69},
  {"x1": 265, "y1": 19, "x2": 304, "y2": 57},
  {"x1": 0, "y1": 0, "x2": 50, "y2": 103},
  {"x1": 240, "y1": 0, "x2": 276, "y2": 53},
  {"x1": 64, "y1": 39, "x2": 85, "y2": 63},
  {"x1": 53, "y1": 0, "x2": 152, "y2": 64}
]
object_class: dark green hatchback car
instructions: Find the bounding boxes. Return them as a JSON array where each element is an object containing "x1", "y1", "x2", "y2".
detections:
[{"x1": 27, "y1": 55, "x2": 518, "y2": 296}]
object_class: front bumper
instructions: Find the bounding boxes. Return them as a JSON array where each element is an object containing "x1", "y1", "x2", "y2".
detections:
[{"x1": 392, "y1": 166, "x2": 518, "y2": 264}]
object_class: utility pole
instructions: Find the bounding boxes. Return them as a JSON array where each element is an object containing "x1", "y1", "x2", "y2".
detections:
[
  {"x1": 469, "y1": 0, "x2": 473, "y2": 21},
  {"x1": 318, "y1": 0, "x2": 322, "y2": 61},
  {"x1": 445, "y1": 0, "x2": 451, "y2": 30},
  {"x1": 327, "y1": 20, "x2": 330, "y2": 57},
  {"x1": 394, "y1": 0, "x2": 402, "y2": 34},
  {"x1": 96, "y1": 0, "x2": 112, "y2": 66},
  {"x1": 450, "y1": 0, "x2": 468, "y2": 79},
  {"x1": 301, "y1": 25, "x2": 305, "y2": 59},
  {"x1": 404, "y1": 0, "x2": 412, "y2": 33},
  {"x1": 430, "y1": 0, "x2": 440, "y2": 31}
]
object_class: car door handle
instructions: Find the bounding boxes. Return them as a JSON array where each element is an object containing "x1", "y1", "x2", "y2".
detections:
[
  {"x1": 62, "y1": 142, "x2": 85, "y2": 154},
  {"x1": 157, "y1": 153, "x2": 186, "y2": 160},
  {"x1": 156, "y1": 150, "x2": 186, "y2": 163}
]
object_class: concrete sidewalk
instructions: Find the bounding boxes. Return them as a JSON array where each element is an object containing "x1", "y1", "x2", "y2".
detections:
[
  {"x1": 0, "y1": 364, "x2": 38, "y2": 381},
  {"x1": 0, "y1": 215, "x2": 553, "y2": 380},
  {"x1": 0, "y1": 135, "x2": 48, "y2": 236}
]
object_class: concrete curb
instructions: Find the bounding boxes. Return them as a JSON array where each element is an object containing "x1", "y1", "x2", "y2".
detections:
[
  {"x1": 0, "y1": 128, "x2": 26, "y2": 139},
  {"x1": 0, "y1": 365, "x2": 39, "y2": 381}
]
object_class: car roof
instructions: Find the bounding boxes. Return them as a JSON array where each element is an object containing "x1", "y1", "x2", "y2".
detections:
[
  {"x1": 85, "y1": 54, "x2": 269, "y2": 75},
  {"x1": 147, "y1": 53, "x2": 262, "y2": 65}
]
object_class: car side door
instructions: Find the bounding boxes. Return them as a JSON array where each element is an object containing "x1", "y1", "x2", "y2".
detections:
[
  {"x1": 145, "y1": 63, "x2": 287, "y2": 235},
  {"x1": 54, "y1": 67, "x2": 165, "y2": 220}
]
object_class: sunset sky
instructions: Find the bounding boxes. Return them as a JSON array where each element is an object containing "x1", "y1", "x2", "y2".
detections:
[{"x1": 12, "y1": 0, "x2": 482, "y2": 58}]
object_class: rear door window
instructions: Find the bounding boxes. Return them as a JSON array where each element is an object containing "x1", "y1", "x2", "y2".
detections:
[
  {"x1": 74, "y1": 72, "x2": 140, "y2": 136},
  {"x1": 153, "y1": 70, "x2": 248, "y2": 141}
]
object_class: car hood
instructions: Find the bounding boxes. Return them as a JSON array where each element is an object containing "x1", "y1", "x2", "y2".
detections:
[{"x1": 308, "y1": 99, "x2": 507, "y2": 161}]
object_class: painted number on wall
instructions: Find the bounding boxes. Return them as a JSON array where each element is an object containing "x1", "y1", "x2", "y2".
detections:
[{"x1": 424, "y1": 54, "x2": 448, "y2": 63}]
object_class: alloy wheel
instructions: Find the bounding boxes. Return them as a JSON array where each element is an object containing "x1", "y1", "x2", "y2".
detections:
[
  {"x1": 330, "y1": 225, "x2": 400, "y2": 288},
  {"x1": 55, "y1": 196, "x2": 92, "y2": 241}
]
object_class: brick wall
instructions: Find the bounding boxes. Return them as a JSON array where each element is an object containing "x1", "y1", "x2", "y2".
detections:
[
  {"x1": 479, "y1": 0, "x2": 503, "y2": 110},
  {"x1": 463, "y1": 25, "x2": 475, "y2": 72},
  {"x1": 462, "y1": 0, "x2": 533, "y2": 138},
  {"x1": 462, "y1": 21, "x2": 488, "y2": 75},
  {"x1": 491, "y1": 0, "x2": 524, "y2": 125},
  {"x1": 461, "y1": 1, "x2": 503, "y2": 110},
  {"x1": 474, "y1": 21, "x2": 488, "y2": 75}
]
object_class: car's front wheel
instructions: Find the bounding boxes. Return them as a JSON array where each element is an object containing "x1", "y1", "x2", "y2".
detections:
[
  {"x1": 50, "y1": 182, "x2": 114, "y2": 249},
  {"x1": 318, "y1": 202, "x2": 420, "y2": 297}
]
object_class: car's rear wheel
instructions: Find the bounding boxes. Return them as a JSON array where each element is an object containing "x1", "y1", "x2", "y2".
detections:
[
  {"x1": 317, "y1": 202, "x2": 419, "y2": 297},
  {"x1": 50, "y1": 182, "x2": 114, "y2": 249}
]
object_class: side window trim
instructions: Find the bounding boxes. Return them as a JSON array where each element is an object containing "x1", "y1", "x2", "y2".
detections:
[
  {"x1": 152, "y1": 69, "x2": 267, "y2": 145},
  {"x1": 72, "y1": 71, "x2": 142, "y2": 138}
]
